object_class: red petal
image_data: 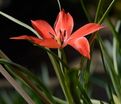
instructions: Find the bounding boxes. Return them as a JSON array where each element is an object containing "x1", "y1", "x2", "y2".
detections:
[
  {"x1": 10, "y1": 35, "x2": 60, "y2": 48},
  {"x1": 69, "y1": 23, "x2": 103, "y2": 39},
  {"x1": 31, "y1": 20, "x2": 56, "y2": 39},
  {"x1": 67, "y1": 37, "x2": 90, "y2": 59},
  {"x1": 54, "y1": 9, "x2": 74, "y2": 40}
]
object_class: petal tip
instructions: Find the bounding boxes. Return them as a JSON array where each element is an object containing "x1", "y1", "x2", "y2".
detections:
[
  {"x1": 10, "y1": 37, "x2": 20, "y2": 40},
  {"x1": 10, "y1": 35, "x2": 29, "y2": 40}
]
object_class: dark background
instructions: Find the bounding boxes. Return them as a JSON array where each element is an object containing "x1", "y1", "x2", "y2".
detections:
[
  {"x1": 0, "y1": 0, "x2": 88, "y2": 69},
  {"x1": 0, "y1": 0, "x2": 116, "y2": 101},
  {"x1": 0, "y1": 0, "x2": 90, "y2": 100}
]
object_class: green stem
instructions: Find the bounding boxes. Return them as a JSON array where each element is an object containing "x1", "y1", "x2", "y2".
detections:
[
  {"x1": 58, "y1": 49, "x2": 64, "y2": 74},
  {"x1": 38, "y1": 46, "x2": 69, "y2": 69},
  {"x1": 94, "y1": 0, "x2": 103, "y2": 23},
  {"x1": 58, "y1": 49, "x2": 74, "y2": 104},
  {"x1": 47, "y1": 48, "x2": 73, "y2": 104},
  {"x1": 98, "y1": 0, "x2": 115, "y2": 24},
  {"x1": 56, "y1": 0, "x2": 61, "y2": 11}
]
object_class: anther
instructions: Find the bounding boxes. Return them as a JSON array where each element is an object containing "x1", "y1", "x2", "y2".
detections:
[
  {"x1": 63, "y1": 30, "x2": 66, "y2": 37},
  {"x1": 49, "y1": 32, "x2": 55, "y2": 39}
]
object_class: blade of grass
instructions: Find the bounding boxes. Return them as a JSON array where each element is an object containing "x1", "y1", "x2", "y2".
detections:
[
  {"x1": 0, "y1": 58, "x2": 56, "y2": 104},
  {"x1": 68, "y1": 70, "x2": 82, "y2": 104},
  {"x1": 112, "y1": 22, "x2": 120, "y2": 75},
  {"x1": 94, "y1": 0, "x2": 103, "y2": 23},
  {"x1": 98, "y1": 36, "x2": 121, "y2": 102},
  {"x1": 98, "y1": 0, "x2": 115, "y2": 24},
  {"x1": 12, "y1": 69, "x2": 53, "y2": 104},
  {"x1": 78, "y1": 80, "x2": 92, "y2": 104},
  {"x1": 0, "y1": 51, "x2": 68, "y2": 104},
  {"x1": 106, "y1": 20, "x2": 121, "y2": 75},
  {"x1": 0, "y1": 65, "x2": 35, "y2": 104},
  {"x1": 0, "y1": 11, "x2": 41, "y2": 39},
  {"x1": 0, "y1": 50, "x2": 56, "y2": 104},
  {"x1": 47, "y1": 52, "x2": 74, "y2": 104}
]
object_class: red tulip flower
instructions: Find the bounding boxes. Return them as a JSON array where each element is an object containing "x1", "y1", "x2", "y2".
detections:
[{"x1": 11, "y1": 10, "x2": 103, "y2": 59}]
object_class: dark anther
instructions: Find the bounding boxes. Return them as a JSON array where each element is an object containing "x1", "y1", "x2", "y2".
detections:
[
  {"x1": 49, "y1": 32, "x2": 55, "y2": 39},
  {"x1": 63, "y1": 30, "x2": 66, "y2": 37},
  {"x1": 61, "y1": 41, "x2": 64, "y2": 45},
  {"x1": 59, "y1": 30, "x2": 62, "y2": 35}
]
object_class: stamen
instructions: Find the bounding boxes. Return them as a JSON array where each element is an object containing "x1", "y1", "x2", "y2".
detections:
[
  {"x1": 59, "y1": 29, "x2": 67, "y2": 45},
  {"x1": 63, "y1": 30, "x2": 66, "y2": 37},
  {"x1": 49, "y1": 32, "x2": 55, "y2": 39},
  {"x1": 61, "y1": 40, "x2": 64, "y2": 45},
  {"x1": 59, "y1": 30, "x2": 62, "y2": 35}
]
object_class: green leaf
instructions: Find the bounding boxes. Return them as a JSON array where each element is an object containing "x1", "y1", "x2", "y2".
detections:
[
  {"x1": 98, "y1": 35, "x2": 121, "y2": 103},
  {"x1": 91, "y1": 99, "x2": 107, "y2": 104},
  {"x1": 98, "y1": 0, "x2": 115, "y2": 24},
  {"x1": 0, "y1": 59, "x2": 56, "y2": 104},
  {"x1": 113, "y1": 94, "x2": 120, "y2": 104},
  {"x1": 0, "y1": 50, "x2": 56, "y2": 104},
  {"x1": 0, "y1": 11, "x2": 41, "y2": 39},
  {"x1": 67, "y1": 69, "x2": 82, "y2": 104},
  {"x1": 0, "y1": 65, "x2": 35, "y2": 104},
  {"x1": 77, "y1": 79, "x2": 92, "y2": 104}
]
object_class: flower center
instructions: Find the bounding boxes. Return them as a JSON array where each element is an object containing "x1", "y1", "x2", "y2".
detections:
[
  {"x1": 49, "y1": 30, "x2": 66, "y2": 46},
  {"x1": 57, "y1": 29, "x2": 66, "y2": 45}
]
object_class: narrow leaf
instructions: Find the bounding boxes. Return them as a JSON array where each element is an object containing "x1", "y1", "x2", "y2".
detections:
[
  {"x1": 0, "y1": 11, "x2": 41, "y2": 39},
  {"x1": 0, "y1": 65, "x2": 35, "y2": 104}
]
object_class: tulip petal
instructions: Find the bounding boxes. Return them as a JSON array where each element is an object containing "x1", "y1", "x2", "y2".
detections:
[
  {"x1": 54, "y1": 9, "x2": 74, "y2": 40},
  {"x1": 10, "y1": 35, "x2": 60, "y2": 48},
  {"x1": 67, "y1": 37, "x2": 90, "y2": 59},
  {"x1": 31, "y1": 20, "x2": 56, "y2": 39},
  {"x1": 69, "y1": 23, "x2": 103, "y2": 39}
]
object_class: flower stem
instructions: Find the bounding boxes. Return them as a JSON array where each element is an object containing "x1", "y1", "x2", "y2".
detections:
[
  {"x1": 56, "y1": 0, "x2": 61, "y2": 11},
  {"x1": 57, "y1": 49, "x2": 74, "y2": 104},
  {"x1": 47, "y1": 48, "x2": 73, "y2": 104}
]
